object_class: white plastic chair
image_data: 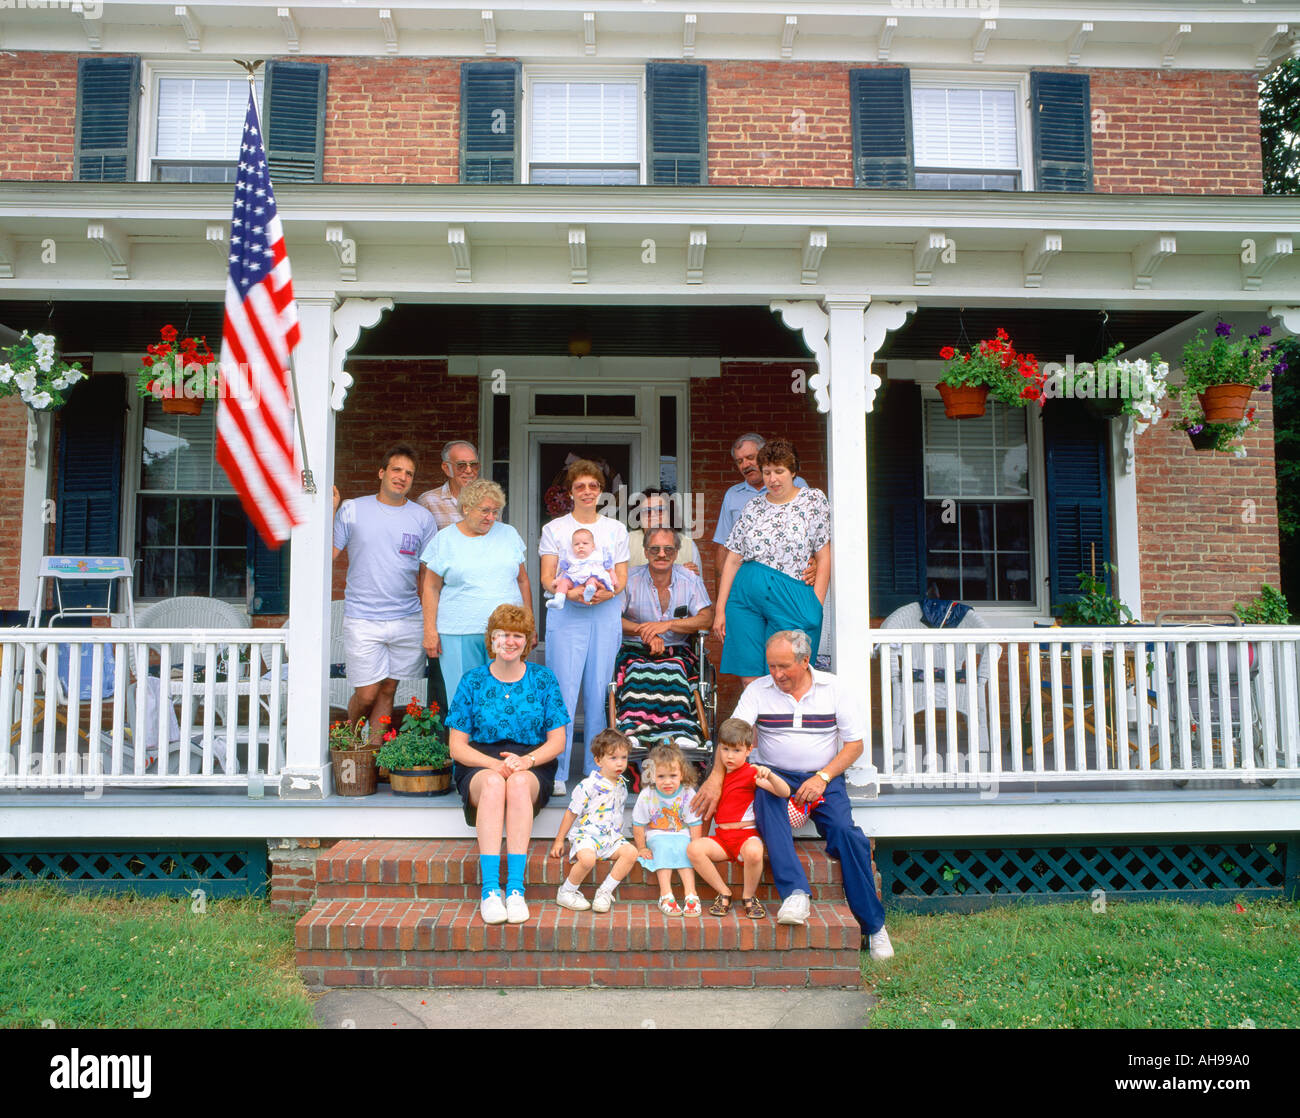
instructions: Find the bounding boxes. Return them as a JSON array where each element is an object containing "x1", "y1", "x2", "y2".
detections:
[{"x1": 879, "y1": 602, "x2": 1001, "y2": 764}]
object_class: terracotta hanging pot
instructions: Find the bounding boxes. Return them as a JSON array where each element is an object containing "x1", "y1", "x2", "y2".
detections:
[
  {"x1": 1197, "y1": 384, "x2": 1253, "y2": 424},
  {"x1": 937, "y1": 382, "x2": 989, "y2": 419},
  {"x1": 161, "y1": 396, "x2": 204, "y2": 416}
]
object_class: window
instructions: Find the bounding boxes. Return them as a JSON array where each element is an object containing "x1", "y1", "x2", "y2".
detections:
[
  {"x1": 136, "y1": 401, "x2": 247, "y2": 600},
  {"x1": 922, "y1": 399, "x2": 1034, "y2": 603},
  {"x1": 143, "y1": 66, "x2": 263, "y2": 183},
  {"x1": 912, "y1": 77, "x2": 1026, "y2": 191},
  {"x1": 525, "y1": 73, "x2": 642, "y2": 184}
]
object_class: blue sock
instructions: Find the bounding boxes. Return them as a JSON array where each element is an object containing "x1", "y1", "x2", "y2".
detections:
[
  {"x1": 480, "y1": 854, "x2": 501, "y2": 899},
  {"x1": 506, "y1": 853, "x2": 526, "y2": 896}
]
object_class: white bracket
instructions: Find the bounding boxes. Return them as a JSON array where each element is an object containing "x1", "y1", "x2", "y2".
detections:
[
  {"x1": 583, "y1": 12, "x2": 596, "y2": 55},
  {"x1": 569, "y1": 226, "x2": 588, "y2": 284},
  {"x1": 1133, "y1": 233, "x2": 1176, "y2": 290},
  {"x1": 447, "y1": 226, "x2": 471, "y2": 283},
  {"x1": 801, "y1": 229, "x2": 827, "y2": 285},
  {"x1": 174, "y1": 6, "x2": 202, "y2": 51},
  {"x1": 771, "y1": 300, "x2": 830, "y2": 413},
  {"x1": 379, "y1": 9, "x2": 398, "y2": 54},
  {"x1": 1162, "y1": 24, "x2": 1191, "y2": 68},
  {"x1": 1067, "y1": 22, "x2": 1092, "y2": 66},
  {"x1": 878, "y1": 16, "x2": 897, "y2": 62},
  {"x1": 0, "y1": 229, "x2": 15, "y2": 279},
  {"x1": 331, "y1": 298, "x2": 393, "y2": 412},
  {"x1": 913, "y1": 230, "x2": 947, "y2": 287},
  {"x1": 683, "y1": 13, "x2": 697, "y2": 58},
  {"x1": 325, "y1": 224, "x2": 357, "y2": 282},
  {"x1": 1023, "y1": 232, "x2": 1063, "y2": 289},
  {"x1": 26, "y1": 409, "x2": 41, "y2": 468},
  {"x1": 87, "y1": 221, "x2": 129, "y2": 280},
  {"x1": 1256, "y1": 24, "x2": 1289, "y2": 70},
  {"x1": 73, "y1": 3, "x2": 102, "y2": 49},
  {"x1": 277, "y1": 7, "x2": 300, "y2": 53},
  {"x1": 1243, "y1": 235, "x2": 1292, "y2": 291},
  {"x1": 205, "y1": 223, "x2": 227, "y2": 266},
  {"x1": 1119, "y1": 416, "x2": 1135, "y2": 476},
  {"x1": 686, "y1": 229, "x2": 707, "y2": 284},
  {"x1": 781, "y1": 15, "x2": 798, "y2": 58},
  {"x1": 972, "y1": 20, "x2": 996, "y2": 64},
  {"x1": 482, "y1": 10, "x2": 497, "y2": 55},
  {"x1": 1268, "y1": 306, "x2": 1300, "y2": 335},
  {"x1": 863, "y1": 301, "x2": 916, "y2": 413}
]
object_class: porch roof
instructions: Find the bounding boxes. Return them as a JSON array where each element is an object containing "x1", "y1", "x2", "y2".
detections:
[{"x1": 1, "y1": 183, "x2": 1297, "y2": 311}]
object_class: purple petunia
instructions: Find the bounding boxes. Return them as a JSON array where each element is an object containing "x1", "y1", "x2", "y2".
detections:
[
  {"x1": 1258, "y1": 325, "x2": 1272, "y2": 337},
  {"x1": 1260, "y1": 383, "x2": 1272, "y2": 392},
  {"x1": 1215, "y1": 322, "x2": 1233, "y2": 337},
  {"x1": 1190, "y1": 424, "x2": 1204, "y2": 434}
]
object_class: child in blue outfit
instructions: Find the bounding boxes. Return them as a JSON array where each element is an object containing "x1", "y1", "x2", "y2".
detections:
[
  {"x1": 550, "y1": 729, "x2": 639, "y2": 912},
  {"x1": 632, "y1": 742, "x2": 704, "y2": 917}
]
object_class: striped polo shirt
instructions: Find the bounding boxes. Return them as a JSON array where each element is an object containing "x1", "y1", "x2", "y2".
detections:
[{"x1": 731, "y1": 669, "x2": 865, "y2": 772}]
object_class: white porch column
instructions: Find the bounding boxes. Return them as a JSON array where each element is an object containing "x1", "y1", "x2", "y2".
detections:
[
  {"x1": 1110, "y1": 418, "x2": 1143, "y2": 619},
  {"x1": 18, "y1": 409, "x2": 54, "y2": 617},
  {"x1": 280, "y1": 295, "x2": 336, "y2": 799}
]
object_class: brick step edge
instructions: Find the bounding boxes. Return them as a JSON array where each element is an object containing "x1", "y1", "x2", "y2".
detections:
[
  {"x1": 315, "y1": 880, "x2": 843, "y2": 903},
  {"x1": 298, "y1": 948, "x2": 861, "y2": 990},
  {"x1": 295, "y1": 898, "x2": 862, "y2": 953}
]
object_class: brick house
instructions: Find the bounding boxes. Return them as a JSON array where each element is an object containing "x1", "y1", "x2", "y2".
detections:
[{"x1": 0, "y1": 2, "x2": 1298, "y2": 957}]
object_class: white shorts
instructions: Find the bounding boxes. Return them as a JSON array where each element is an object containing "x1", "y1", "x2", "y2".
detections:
[
  {"x1": 343, "y1": 614, "x2": 426, "y2": 689},
  {"x1": 570, "y1": 830, "x2": 631, "y2": 862}
]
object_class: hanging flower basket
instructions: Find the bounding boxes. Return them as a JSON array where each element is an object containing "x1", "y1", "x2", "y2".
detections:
[
  {"x1": 1197, "y1": 384, "x2": 1254, "y2": 424},
  {"x1": 138, "y1": 324, "x2": 218, "y2": 414},
  {"x1": 0, "y1": 331, "x2": 86, "y2": 412},
  {"x1": 161, "y1": 396, "x2": 205, "y2": 416},
  {"x1": 1186, "y1": 426, "x2": 1219, "y2": 451},
  {"x1": 937, "y1": 382, "x2": 990, "y2": 419}
]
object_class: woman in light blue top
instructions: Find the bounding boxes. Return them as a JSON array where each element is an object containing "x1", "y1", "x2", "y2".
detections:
[{"x1": 419, "y1": 478, "x2": 531, "y2": 703}]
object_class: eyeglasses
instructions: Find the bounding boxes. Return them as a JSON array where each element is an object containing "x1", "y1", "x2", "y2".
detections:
[
  {"x1": 645, "y1": 545, "x2": 678, "y2": 555},
  {"x1": 451, "y1": 461, "x2": 480, "y2": 472}
]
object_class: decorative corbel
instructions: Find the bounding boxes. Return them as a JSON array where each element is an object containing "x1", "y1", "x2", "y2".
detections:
[
  {"x1": 972, "y1": 20, "x2": 996, "y2": 64},
  {"x1": 206, "y1": 224, "x2": 227, "y2": 266},
  {"x1": 1133, "y1": 233, "x2": 1176, "y2": 290},
  {"x1": 0, "y1": 229, "x2": 15, "y2": 279},
  {"x1": 1256, "y1": 25, "x2": 1289, "y2": 70},
  {"x1": 1067, "y1": 22, "x2": 1092, "y2": 66},
  {"x1": 1268, "y1": 306, "x2": 1300, "y2": 335},
  {"x1": 583, "y1": 12, "x2": 596, "y2": 55},
  {"x1": 1242, "y1": 235, "x2": 1292, "y2": 291},
  {"x1": 683, "y1": 13, "x2": 697, "y2": 58},
  {"x1": 277, "y1": 7, "x2": 301, "y2": 53},
  {"x1": 325, "y1": 224, "x2": 357, "y2": 282},
  {"x1": 73, "y1": 4, "x2": 103, "y2": 50},
  {"x1": 175, "y1": 6, "x2": 203, "y2": 51},
  {"x1": 569, "y1": 227, "x2": 588, "y2": 284},
  {"x1": 482, "y1": 10, "x2": 497, "y2": 56},
  {"x1": 87, "y1": 221, "x2": 130, "y2": 280},
  {"x1": 913, "y1": 231, "x2": 947, "y2": 287},
  {"x1": 1023, "y1": 232, "x2": 1063, "y2": 289},
  {"x1": 863, "y1": 301, "x2": 916, "y2": 413},
  {"x1": 771, "y1": 300, "x2": 830, "y2": 413},
  {"x1": 379, "y1": 9, "x2": 398, "y2": 54},
  {"x1": 1162, "y1": 24, "x2": 1191, "y2": 69},
  {"x1": 448, "y1": 227, "x2": 471, "y2": 283},
  {"x1": 686, "y1": 229, "x2": 707, "y2": 284},
  {"x1": 878, "y1": 16, "x2": 897, "y2": 62},
  {"x1": 1119, "y1": 416, "x2": 1136, "y2": 477},
  {"x1": 26, "y1": 409, "x2": 41, "y2": 468},
  {"x1": 801, "y1": 230, "x2": 827, "y2": 285},
  {"x1": 781, "y1": 16, "x2": 798, "y2": 58},
  {"x1": 331, "y1": 298, "x2": 393, "y2": 411}
]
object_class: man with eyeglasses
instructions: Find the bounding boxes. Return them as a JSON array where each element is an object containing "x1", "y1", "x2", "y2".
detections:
[
  {"x1": 416, "y1": 440, "x2": 482, "y2": 530},
  {"x1": 622, "y1": 526, "x2": 714, "y2": 661}
]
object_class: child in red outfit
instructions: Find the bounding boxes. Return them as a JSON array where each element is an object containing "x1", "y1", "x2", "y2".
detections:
[{"x1": 687, "y1": 717, "x2": 791, "y2": 919}]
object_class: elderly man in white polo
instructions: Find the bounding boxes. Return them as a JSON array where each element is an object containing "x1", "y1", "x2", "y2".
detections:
[{"x1": 693, "y1": 629, "x2": 894, "y2": 959}]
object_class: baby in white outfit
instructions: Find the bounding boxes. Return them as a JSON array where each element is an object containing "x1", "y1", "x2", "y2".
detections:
[{"x1": 547, "y1": 527, "x2": 616, "y2": 610}]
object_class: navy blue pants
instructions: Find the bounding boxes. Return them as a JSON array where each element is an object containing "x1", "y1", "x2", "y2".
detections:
[{"x1": 754, "y1": 766, "x2": 886, "y2": 935}]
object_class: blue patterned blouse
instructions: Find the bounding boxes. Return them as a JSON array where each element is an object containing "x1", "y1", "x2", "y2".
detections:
[{"x1": 446, "y1": 661, "x2": 571, "y2": 745}]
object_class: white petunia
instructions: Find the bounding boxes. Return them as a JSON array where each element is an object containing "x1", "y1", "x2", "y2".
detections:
[
  {"x1": 0, "y1": 363, "x2": 12, "y2": 384},
  {"x1": 14, "y1": 370, "x2": 36, "y2": 393},
  {"x1": 27, "y1": 391, "x2": 53, "y2": 409}
]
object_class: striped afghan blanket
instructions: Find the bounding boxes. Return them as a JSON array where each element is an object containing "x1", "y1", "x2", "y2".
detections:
[{"x1": 611, "y1": 644, "x2": 704, "y2": 753}]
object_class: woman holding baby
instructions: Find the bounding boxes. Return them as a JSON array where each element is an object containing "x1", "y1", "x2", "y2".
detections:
[{"x1": 539, "y1": 459, "x2": 630, "y2": 794}]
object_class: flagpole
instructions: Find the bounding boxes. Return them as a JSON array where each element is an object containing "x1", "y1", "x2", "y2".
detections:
[{"x1": 237, "y1": 59, "x2": 316, "y2": 496}]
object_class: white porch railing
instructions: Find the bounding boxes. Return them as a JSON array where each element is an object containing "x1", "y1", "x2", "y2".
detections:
[
  {"x1": 0, "y1": 628, "x2": 287, "y2": 790},
  {"x1": 871, "y1": 625, "x2": 1300, "y2": 788}
]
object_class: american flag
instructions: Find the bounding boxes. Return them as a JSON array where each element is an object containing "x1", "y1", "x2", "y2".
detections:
[{"x1": 216, "y1": 88, "x2": 305, "y2": 548}]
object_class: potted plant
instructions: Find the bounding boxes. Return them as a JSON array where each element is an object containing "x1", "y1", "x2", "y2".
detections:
[
  {"x1": 1180, "y1": 321, "x2": 1286, "y2": 424},
  {"x1": 1057, "y1": 563, "x2": 1133, "y2": 627},
  {"x1": 1234, "y1": 584, "x2": 1290, "y2": 625},
  {"x1": 1071, "y1": 343, "x2": 1170, "y2": 432},
  {"x1": 328, "y1": 719, "x2": 377, "y2": 797},
  {"x1": 374, "y1": 699, "x2": 451, "y2": 796},
  {"x1": 0, "y1": 331, "x2": 86, "y2": 412},
  {"x1": 937, "y1": 328, "x2": 1046, "y2": 419},
  {"x1": 1172, "y1": 393, "x2": 1258, "y2": 457},
  {"x1": 137, "y1": 324, "x2": 218, "y2": 416}
]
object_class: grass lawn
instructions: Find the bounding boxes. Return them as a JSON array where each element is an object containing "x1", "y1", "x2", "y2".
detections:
[
  {"x1": 0, "y1": 886, "x2": 316, "y2": 1029},
  {"x1": 864, "y1": 898, "x2": 1300, "y2": 1029}
]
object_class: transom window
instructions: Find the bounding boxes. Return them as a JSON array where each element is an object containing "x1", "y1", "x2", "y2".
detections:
[
  {"x1": 913, "y1": 83, "x2": 1023, "y2": 191},
  {"x1": 148, "y1": 72, "x2": 263, "y2": 183},
  {"x1": 923, "y1": 399, "x2": 1034, "y2": 603},
  {"x1": 526, "y1": 76, "x2": 642, "y2": 184}
]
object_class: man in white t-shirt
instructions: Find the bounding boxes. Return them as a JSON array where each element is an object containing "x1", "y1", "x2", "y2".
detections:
[
  {"x1": 332, "y1": 443, "x2": 438, "y2": 745},
  {"x1": 692, "y1": 629, "x2": 895, "y2": 960}
]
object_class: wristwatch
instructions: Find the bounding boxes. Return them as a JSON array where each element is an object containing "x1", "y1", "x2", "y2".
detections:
[{"x1": 815, "y1": 770, "x2": 831, "y2": 783}]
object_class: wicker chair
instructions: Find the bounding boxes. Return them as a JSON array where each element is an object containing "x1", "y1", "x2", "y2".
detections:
[{"x1": 328, "y1": 599, "x2": 427, "y2": 717}]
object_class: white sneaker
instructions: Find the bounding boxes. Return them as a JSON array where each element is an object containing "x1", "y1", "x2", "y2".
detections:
[
  {"x1": 868, "y1": 927, "x2": 895, "y2": 960},
  {"x1": 479, "y1": 892, "x2": 507, "y2": 925},
  {"x1": 776, "y1": 891, "x2": 811, "y2": 926},
  {"x1": 556, "y1": 887, "x2": 590, "y2": 911},
  {"x1": 591, "y1": 889, "x2": 614, "y2": 913},
  {"x1": 553, "y1": 779, "x2": 566, "y2": 796},
  {"x1": 505, "y1": 891, "x2": 529, "y2": 924}
]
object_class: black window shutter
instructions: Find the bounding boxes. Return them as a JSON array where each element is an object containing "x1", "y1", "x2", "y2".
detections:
[
  {"x1": 1044, "y1": 402, "x2": 1111, "y2": 608},
  {"x1": 869, "y1": 381, "x2": 926, "y2": 615},
  {"x1": 55, "y1": 377, "x2": 126, "y2": 608},
  {"x1": 1031, "y1": 72, "x2": 1092, "y2": 193},
  {"x1": 850, "y1": 68, "x2": 913, "y2": 189},
  {"x1": 248, "y1": 528, "x2": 290, "y2": 615},
  {"x1": 264, "y1": 60, "x2": 328, "y2": 183},
  {"x1": 460, "y1": 61, "x2": 521, "y2": 184},
  {"x1": 646, "y1": 62, "x2": 707, "y2": 185},
  {"x1": 74, "y1": 56, "x2": 140, "y2": 182}
]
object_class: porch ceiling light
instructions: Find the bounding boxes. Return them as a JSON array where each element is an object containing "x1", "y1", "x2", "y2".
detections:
[{"x1": 568, "y1": 332, "x2": 592, "y2": 357}]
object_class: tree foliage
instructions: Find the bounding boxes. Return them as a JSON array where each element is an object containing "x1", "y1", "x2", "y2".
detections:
[{"x1": 1261, "y1": 57, "x2": 1300, "y2": 195}]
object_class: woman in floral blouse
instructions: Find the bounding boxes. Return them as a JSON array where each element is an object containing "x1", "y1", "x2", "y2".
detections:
[
  {"x1": 711, "y1": 438, "x2": 831, "y2": 684},
  {"x1": 446, "y1": 603, "x2": 569, "y2": 926}
]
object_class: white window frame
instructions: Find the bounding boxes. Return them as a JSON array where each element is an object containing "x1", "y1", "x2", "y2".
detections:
[
  {"x1": 520, "y1": 65, "x2": 646, "y2": 186},
  {"x1": 136, "y1": 60, "x2": 264, "y2": 184},
  {"x1": 909, "y1": 70, "x2": 1033, "y2": 192}
]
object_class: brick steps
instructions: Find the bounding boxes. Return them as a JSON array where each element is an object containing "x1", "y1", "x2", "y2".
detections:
[{"x1": 295, "y1": 839, "x2": 867, "y2": 990}]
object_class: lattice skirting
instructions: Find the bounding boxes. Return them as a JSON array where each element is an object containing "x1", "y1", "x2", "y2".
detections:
[
  {"x1": 876, "y1": 836, "x2": 1300, "y2": 912},
  {"x1": 0, "y1": 842, "x2": 268, "y2": 897}
]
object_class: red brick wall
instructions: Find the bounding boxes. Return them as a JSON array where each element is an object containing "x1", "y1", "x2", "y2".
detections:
[
  {"x1": 0, "y1": 53, "x2": 77, "y2": 180},
  {"x1": 1090, "y1": 69, "x2": 1263, "y2": 194},
  {"x1": 331, "y1": 360, "x2": 479, "y2": 599},
  {"x1": 1135, "y1": 396, "x2": 1280, "y2": 618},
  {"x1": 707, "y1": 61, "x2": 855, "y2": 188}
]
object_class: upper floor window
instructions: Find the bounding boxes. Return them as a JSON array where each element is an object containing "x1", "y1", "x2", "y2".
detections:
[
  {"x1": 144, "y1": 67, "x2": 263, "y2": 183},
  {"x1": 525, "y1": 72, "x2": 643, "y2": 185},
  {"x1": 913, "y1": 85, "x2": 1022, "y2": 191}
]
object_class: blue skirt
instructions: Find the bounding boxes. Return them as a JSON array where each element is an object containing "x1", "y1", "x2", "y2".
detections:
[{"x1": 637, "y1": 830, "x2": 692, "y2": 872}]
